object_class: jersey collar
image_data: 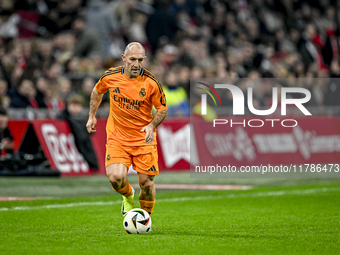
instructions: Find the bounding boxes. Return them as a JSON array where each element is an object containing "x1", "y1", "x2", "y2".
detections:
[{"x1": 121, "y1": 66, "x2": 144, "y2": 77}]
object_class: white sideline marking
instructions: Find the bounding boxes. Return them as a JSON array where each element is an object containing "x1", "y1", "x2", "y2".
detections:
[
  {"x1": 131, "y1": 184, "x2": 252, "y2": 190},
  {"x1": 0, "y1": 197, "x2": 37, "y2": 201},
  {"x1": 0, "y1": 187, "x2": 339, "y2": 212}
]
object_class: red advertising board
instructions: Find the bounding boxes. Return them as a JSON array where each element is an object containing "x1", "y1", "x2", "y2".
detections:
[
  {"x1": 11, "y1": 116, "x2": 340, "y2": 175},
  {"x1": 192, "y1": 117, "x2": 340, "y2": 167},
  {"x1": 8, "y1": 120, "x2": 29, "y2": 151},
  {"x1": 31, "y1": 120, "x2": 93, "y2": 176},
  {"x1": 7, "y1": 118, "x2": 191, "y2": 175},
  {"x1": 89, "y1": 119, "x2": 107, "y2": 175},
  {"x1": 156, "y1": 118, "x2": 190, "y2": 171}
]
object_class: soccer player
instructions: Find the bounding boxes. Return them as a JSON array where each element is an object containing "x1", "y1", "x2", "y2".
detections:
[{"x1": 86, "y1": 42, "x2": 167, "y2": 216}]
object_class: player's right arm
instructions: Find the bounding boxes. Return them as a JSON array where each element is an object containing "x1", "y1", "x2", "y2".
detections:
[
  {"x1": 86, "y1": 87, "x2": 104, "y2": 133},
  {"x1": 86, "y1": 70, "x2": 112, "y2": 133}
]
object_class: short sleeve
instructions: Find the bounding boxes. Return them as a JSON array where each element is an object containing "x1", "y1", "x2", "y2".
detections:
[
  {"x1": 95, "y1": 79, "x2": 109, "y2": 94},
  {"x1": 150, "y1": 81, "x2": 167, "y2": 111}
]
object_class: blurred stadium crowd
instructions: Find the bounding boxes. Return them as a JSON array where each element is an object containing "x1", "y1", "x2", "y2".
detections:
[{"x1": 1, "y1": 0, "x2": 340, "y2": 118}]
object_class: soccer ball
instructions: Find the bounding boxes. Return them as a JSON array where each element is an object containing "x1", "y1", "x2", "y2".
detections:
[{"x1": 123, "y1": 208, "x2": 152, "y2": 234}]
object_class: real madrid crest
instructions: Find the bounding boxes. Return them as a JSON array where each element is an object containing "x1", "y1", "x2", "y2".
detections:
[{"x1": 139, "y1": 87, "x2": 146, "y2": 97}]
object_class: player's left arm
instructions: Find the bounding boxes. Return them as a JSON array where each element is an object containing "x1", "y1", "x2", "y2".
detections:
[
  {"x1": 140, "y1": 109, "x2": 167, "y2": 144},
  {"x1": 140, "y1": 76, "x2": 168, "y2": 144}
]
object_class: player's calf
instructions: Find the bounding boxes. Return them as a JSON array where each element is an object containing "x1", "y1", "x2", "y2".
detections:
[{"x1": 138, "y1": 175, "x2": 156, "y2": 215}]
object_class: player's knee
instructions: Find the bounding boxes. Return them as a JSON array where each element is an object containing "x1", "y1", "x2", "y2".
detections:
[
  {"x1": 139, "y1": 179, "x2": 154, "y2": 194},
  {"x1": 107, "y1": 172, "x2": 124, "y2": 186}
]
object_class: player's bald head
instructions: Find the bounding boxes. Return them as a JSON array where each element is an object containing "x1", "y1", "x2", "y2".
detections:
[
  {"x1": 122, "y1": 42, "x2": 146, "y2": 78},
  {"x1": 124, "y1": 42, "x2": 145, "y2": 57}
]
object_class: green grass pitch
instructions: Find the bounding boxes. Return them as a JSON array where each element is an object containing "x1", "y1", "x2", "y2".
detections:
[{"x1": 0, "y1": 173, "x2": 339, "y2": 255}]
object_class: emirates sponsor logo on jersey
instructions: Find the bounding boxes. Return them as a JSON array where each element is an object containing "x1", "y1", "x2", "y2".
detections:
[{"x1": 113, "y1": 95, "x2": 145, "y2": 106}]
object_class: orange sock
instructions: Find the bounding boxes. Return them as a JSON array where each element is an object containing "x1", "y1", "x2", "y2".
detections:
[
  {"x1": 139, "y1": 200, "x2": 155, "y2": 215},
  {"x1": 113, "y1": 180, "x2": 133, "y2": 197}
]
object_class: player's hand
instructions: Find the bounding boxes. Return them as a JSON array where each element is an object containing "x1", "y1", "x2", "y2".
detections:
[
  {"x1": 140, "y1": 124, "x2": 155, "y2": 144},
  {"x1": 86, "y1": 117, "x2": 97, "y2": 133}
]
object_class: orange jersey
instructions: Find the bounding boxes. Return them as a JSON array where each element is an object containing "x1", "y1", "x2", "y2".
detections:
[{"x1": 95, "y1": 66, "x2": 167, "y2": 146}]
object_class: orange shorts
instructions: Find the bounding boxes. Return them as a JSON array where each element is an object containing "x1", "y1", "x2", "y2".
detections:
[{"x1": 105, "y1": 143, "x2": 159, "y2": 175}]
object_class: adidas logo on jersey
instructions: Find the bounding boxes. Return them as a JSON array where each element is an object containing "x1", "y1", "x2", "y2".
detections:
[
  {"x1": 148, "y1": 165, "x2": 157, "y2": 172},
  {"x1": 113, "y1": 87, "x2": 121, "y2": 94}
]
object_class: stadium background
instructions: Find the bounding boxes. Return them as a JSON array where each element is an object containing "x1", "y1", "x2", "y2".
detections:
[{"x1": 1, "y1": 1, "x2": 340, "y2": 254}]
